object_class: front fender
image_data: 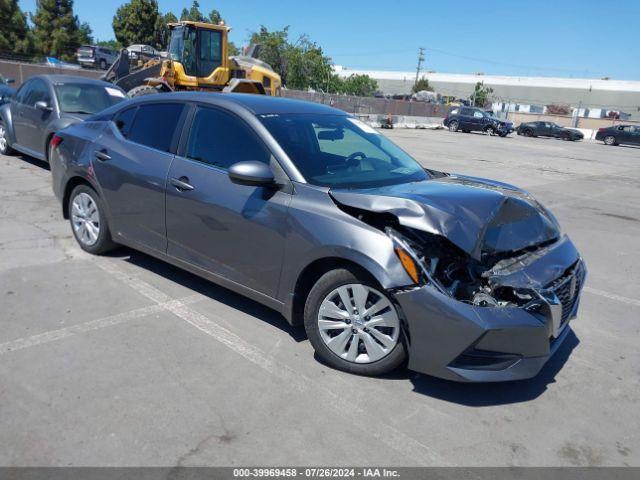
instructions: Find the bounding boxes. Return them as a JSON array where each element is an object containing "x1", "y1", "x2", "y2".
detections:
[{"x1": 0, "y1": 103, "x2": 17, "y2": 145}]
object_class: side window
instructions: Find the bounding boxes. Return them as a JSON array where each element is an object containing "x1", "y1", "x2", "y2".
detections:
[
  {"x1": 449, "y1": 108, "x2": 459, "y2": 116},
  {"x1": 24, "y1": 79, "x2": 50, "y2": 106},
  {"x1": 473, "y1": 111, "x2": 484, "y2": 118},
  {"x1": 185, "y1": 107, "x2": 270, "y2": 169},
  {"x1": 128, "y1": 103, "x2": 185, "y2": 152},
  {"x1": 14, "y1": 81, "x2": 33, "y2": 104},
  {"x1": 114, "y1": 107, "x2": 137, "y2": 138}
]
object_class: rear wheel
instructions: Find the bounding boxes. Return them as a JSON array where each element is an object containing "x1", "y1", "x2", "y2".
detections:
[
  {"x1": 127, "y1": 85, "x2": 160, "y2": 98},
  {"x1": 0, "y1": 120, "x2": 15, "y2": 155},
  {"x1": 448, "y1": 120, "x2": 459, "y2": 132},
  {"x1": 604, "y1": 135, "x2": 617, "y2": 146},
  {"x1": 523, "y1": 129, "x2": 534, "y2": 137},
  {"x1": 304, "y1": 268, "x2": 406, "y2": 376},
  {"x1": 68, "y1": 185, "x2": 116, "y2": 255}
]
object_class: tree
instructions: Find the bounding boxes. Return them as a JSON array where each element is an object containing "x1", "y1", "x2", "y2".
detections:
[
  {"x1": 96, "y1": 39, "x2": 121, "y2": 50},
  {"x1": 180, "y1": 0, "x2": 205, "y2": 21},
  {"x1": 340, "y1": 74, "x2": 379, "y2": 97},
  {"x1": 78, "y1": 21, "x2": 93, "y2": 45},
  {"x1": 470, "y1": 81, "x2": 493, "y2": 107},
  {"x1": 113, "y1": 0, "x2": 160, "y2": 48},
  {"x1": 250, "y1": 26, "x2": 335, "y2": 91},
  {"x1": 412, "y1": 76, "x2": 432, "y2": 93},
  {"x1": 31, "y1": 0, "x2": 87, "y2": 62},
  {"x1": 0, "y1": 0, "x2": 33, "y2": 56},
  {"x1": 154, "y1": 11, "x2": 178, "y2": 48}
]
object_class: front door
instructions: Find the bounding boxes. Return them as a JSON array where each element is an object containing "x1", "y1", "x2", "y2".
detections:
[
  {"x1": 165, "y1": 106, "x2": 291, "y2": 298},
  {"x1": 91, "y1": 102, "x2": 186, "y2": 253},
  {"x1": 19, "y1": 79, "x2": 53, "y2": 154}
]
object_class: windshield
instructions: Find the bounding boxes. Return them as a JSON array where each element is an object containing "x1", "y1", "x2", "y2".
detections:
[
  {"x1": 259, "y1": 114, "x2": 429, "y2": 189},
  {"x1": 54, "y1": 83, "x2": 125, "y2": 114}
]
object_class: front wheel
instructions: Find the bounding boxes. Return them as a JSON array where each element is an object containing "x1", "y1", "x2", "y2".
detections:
[
  {"x1": 604, "y1": 135, "x2": 617, "y2": 146},
  {"x1": 0, "y1": 120, "x2": 15, "y2": 155},
  {"x1": 485, "y1": 126, "x2": 495, "y2": 136},
  {"x1": 68, "y1": 185, "x2": 116, "y2": 254},
  {"x1": 304, "y1": 269, "x2": 406, "y2": 376}
]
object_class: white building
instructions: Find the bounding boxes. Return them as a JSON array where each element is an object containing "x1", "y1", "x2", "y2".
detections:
[{"x1": 334, "y1": 67, "x2": 640, "y2": 120}]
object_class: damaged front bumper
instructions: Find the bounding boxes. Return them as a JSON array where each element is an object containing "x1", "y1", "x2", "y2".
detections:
[{"x1": 392, "y1": 237, "x2": 586, "y2": 382}]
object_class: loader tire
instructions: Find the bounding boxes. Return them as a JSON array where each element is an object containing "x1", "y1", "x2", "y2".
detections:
[{"x1": 127, "y1": 85, "x2": 160, "y2": 98}]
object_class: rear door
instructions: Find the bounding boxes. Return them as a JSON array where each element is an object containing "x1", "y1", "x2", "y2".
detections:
[
  {"x1": 458, "y1": 108, "x2": 474, "y2": 129},
  {"x1": 91, "y1": 102, "x2": 186, "y2": 253},
  {"x1": 165, "y1": 105, "x2": 291, "y2": 297},
  {"x1": 630, "y1": 126, "x2": 640, "y2": 145}
]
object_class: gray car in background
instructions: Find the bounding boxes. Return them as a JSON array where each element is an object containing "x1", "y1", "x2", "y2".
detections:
[
  {"x1": 76, "y1": 45, "x2": 119, "y2": 70},
  {"x1": 49, "y1": 93, "x2": 586, "y2": 382},
  {"x1": 0, "y1": 75, "x2": 126, "y2": 161}
]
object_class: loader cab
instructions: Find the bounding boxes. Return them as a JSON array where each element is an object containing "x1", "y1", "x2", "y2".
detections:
[{"x1": 168, "y1": 22, "x2": 226, "y2": 79}]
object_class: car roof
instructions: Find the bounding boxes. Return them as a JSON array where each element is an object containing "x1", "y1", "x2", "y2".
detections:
[
  {"x1": 123, "y1": 92, "x2": 348, "y2": 116},
  {"x1": 30, "y1": 74, "x2": 118, "y2": 88}
]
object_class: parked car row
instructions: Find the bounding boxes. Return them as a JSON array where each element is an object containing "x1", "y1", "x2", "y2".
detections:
[
  {"x1": 442, "y1": 106, "x2": 639, "y2": 147},
  {"x1": 0, "y1": 74, "x2": 588, "y2": 383}
]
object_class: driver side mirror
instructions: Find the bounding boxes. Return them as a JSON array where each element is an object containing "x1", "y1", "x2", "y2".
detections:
[
  {"x1": 35, "y1": 100, "x2": 52, "y2": 112},
  {"x1": 228, "y1": 161, "x2": 275, "y2": 187}
]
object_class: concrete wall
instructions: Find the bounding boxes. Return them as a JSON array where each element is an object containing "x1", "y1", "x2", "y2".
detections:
[
  {"x1": 282, "y1": 90, "x2": 448, "y2": 118},
  {"x1": 506, "y1": 111, "x2": 640, "y2": 129},
  {"x1": 0, "y1": 59, "x2": 102, "y2": 87}
]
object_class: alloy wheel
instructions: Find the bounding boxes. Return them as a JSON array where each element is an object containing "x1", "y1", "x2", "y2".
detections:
[
  {"x1": 604, "y1": 136, "x2": 616, "y2": 146},
  {"x1": 0, "y1": 124, "x2": 7, "y2": 153},
  {"x1": 71, "y1": 192, "x2": 100, "y2": 246},
  {"x1": 448, "y1": 121, "x2": 458, "y2": 132},
  {"x1": 486, "y1": 127, "x2": 495, "y2": 136},
  {"x1": 317, "y1": 284, "x2": 400, "y2": 364}
]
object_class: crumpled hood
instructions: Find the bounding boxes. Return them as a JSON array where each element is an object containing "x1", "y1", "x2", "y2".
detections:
[{"x1": 330, "y1": 174, "x2": 560, "y2": 261}]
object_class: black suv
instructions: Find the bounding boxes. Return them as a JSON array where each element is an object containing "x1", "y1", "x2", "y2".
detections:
[{"x1": 443, "y1": 107, "x2": 514, "y2": 137}]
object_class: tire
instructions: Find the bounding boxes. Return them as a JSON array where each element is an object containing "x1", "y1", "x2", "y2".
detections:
[
  {"x1": 99, "y1": 59, "x2": 107, "y2": 70},
  {"x1": 523, "y1": 129, "x2": 534, "y2": 137},
  {"x1": 448, "y1": 120, "x2": 459, "y2": 132},
  {"x1": 0, "y1": 119, "x2": 15, "y2": 156},
  {"x1": 604, "y1": 135, "x2": 617, "y2": 146},
  {"x1": 127, "y1": 85, "x2": 160, "y2": 98},
  {"x1": 68, "y1": 184, "x2": 116, "y2": 255},
  {"x1": 462, "y1": 129, "x2": 470, "y2": 133},
  {"x1": 485, "y1": 126, "x2": 495, "y2": 136},
  {"x1": 304, "y1": 268, "x2": 406, "y2": 376}
]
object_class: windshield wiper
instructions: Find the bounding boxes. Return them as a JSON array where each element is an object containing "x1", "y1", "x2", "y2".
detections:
[{"x1": 64, "y1": 110, "x2": 93, "y2": 114}]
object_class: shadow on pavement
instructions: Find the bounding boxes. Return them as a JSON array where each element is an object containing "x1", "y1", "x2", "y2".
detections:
[{"x1": 106, "y1": 247, "x2": 307, "y2": 343}]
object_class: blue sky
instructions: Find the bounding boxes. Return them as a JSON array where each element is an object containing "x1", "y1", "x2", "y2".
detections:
[{"x1": 19, "y1": 0, "x2": 640, "y2": 80}]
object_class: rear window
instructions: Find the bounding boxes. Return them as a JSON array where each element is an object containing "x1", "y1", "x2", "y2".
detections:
[{"x1": 128, "y1": 103, "x2": 185, "y2": 152}]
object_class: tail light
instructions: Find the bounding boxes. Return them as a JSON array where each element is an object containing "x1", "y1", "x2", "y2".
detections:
[
  {"x1": 50, "y1": 134, "x2": 63, "y2": 150},
  {"x1": 598, "y1": 128, "x2": 606, "y2": 133}
]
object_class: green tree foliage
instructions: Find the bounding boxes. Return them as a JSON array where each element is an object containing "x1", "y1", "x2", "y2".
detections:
[
  {"x1": 180, "y1": 0, "x2": 205, "y2": 21},
  {"x1": 412, "y1": 76, "x2": 432, "y2": 93},
  {"x1": 470, "y1": 81, "x2": 493, "y2": 107},
  {"x1": 96, "y1": 39, "x2": 121, "y2": 50},
  {"x1": 0, "y1": 0, "x2": 33, "y2": 56},
  {"x1": 31, "y1": 0, "x2": 88, "y2": 62},
  {"x1": 340, "y1": 74, "x2": 379, "y2": 97},
  {"x1": 113, "y1": 0, "x2": 160, "y2": 48},
  {"x1": 250, "y1": 26, "x2": 377, "y2": 96}
]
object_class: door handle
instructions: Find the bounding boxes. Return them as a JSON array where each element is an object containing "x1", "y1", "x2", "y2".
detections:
[
  {"x1": 170, "y1": 176, "x2": 195, "y2": 192},
  {"x1": 94, "y1": 149, "x2": 111, "y2": 161}
]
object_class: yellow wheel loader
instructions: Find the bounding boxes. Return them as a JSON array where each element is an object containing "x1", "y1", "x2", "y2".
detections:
[{"x1": 103, "y1": 21, "x2": 281, "y2": 97}]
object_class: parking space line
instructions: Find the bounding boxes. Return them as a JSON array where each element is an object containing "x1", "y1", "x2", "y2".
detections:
[
  {"x1": 583, "y1": 287, "x2": 640, "y2": 308},
  {"x1": 0, "y1": 295, "x2": 202, "y2": 355},
  {"x1": 93, "y1": 257, "x2": 449, "y2": 466}
]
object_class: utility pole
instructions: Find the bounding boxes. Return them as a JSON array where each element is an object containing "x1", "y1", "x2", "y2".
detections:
[{"x1": 414, "y1": 47, "x2": 425, "y2": 91}]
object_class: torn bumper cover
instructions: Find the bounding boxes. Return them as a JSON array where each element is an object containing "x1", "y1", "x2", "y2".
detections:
[
  {"x1": 330, "y1": 173, "x2": 587, "y2": 382},
  {"x1": 394, "y1": 237, "x2": 586, "y2": 382}
]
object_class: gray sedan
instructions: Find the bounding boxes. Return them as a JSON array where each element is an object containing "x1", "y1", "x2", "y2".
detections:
[
  {"x1": 0, "y1": 74, "x2": 126, "y2": 161},
  {"x1": 49, "y1": 93, "x2": 586, "y2": 382}
]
